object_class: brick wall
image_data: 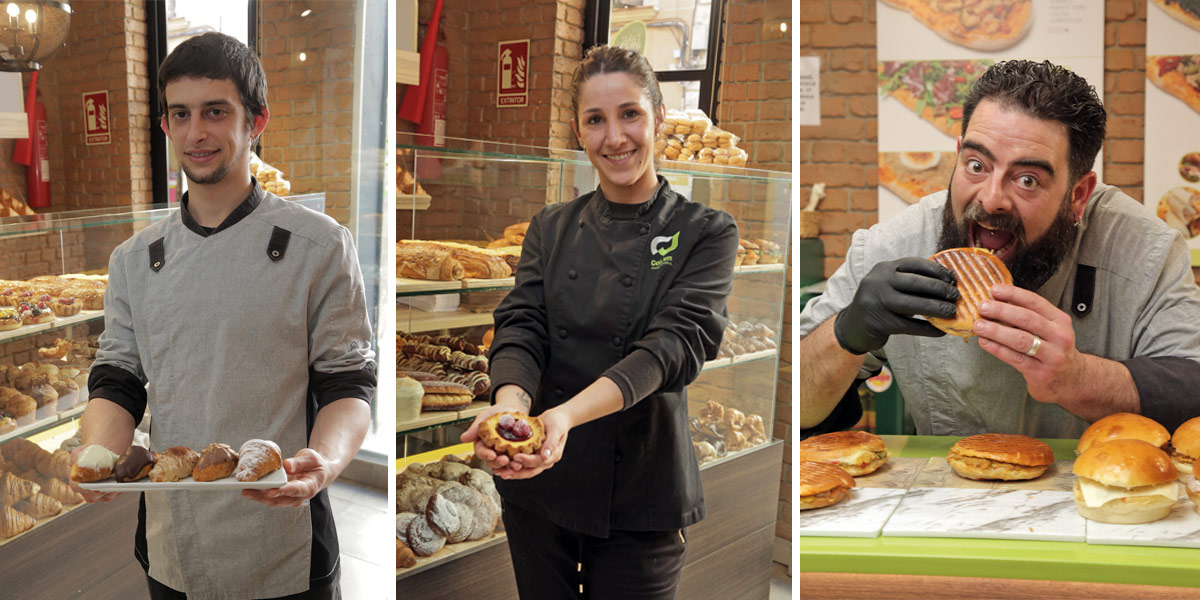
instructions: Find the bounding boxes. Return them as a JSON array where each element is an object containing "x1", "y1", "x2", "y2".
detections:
[
  {"x1": 800, "y1": 0, "x2": 1200, "y2": 284},
  {"x1": 38, "y1": 0, "x2": 152, "y2": 212},
  {"x1": 258, "y1": 0, "x2": 357, "y2": 225},
  {"x1": 716, "y1": 0, "x2": 792, "y2": 172}
]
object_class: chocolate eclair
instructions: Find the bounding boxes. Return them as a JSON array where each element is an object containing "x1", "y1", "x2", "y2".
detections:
[
  {"x1": 192, "y1": 442, "x2": 239, "y2": 482},
  {"x1": 113, "y1": 446, "x2": 156, "y2": 482}
]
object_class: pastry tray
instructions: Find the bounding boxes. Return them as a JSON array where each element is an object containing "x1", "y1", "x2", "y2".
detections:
[{"x1": 78, "y1": 466, "x2": 286, "y2": 491}]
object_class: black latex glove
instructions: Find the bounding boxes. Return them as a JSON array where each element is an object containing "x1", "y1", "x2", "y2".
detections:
[{"x1": 833, "y1": 257, "x2": 960, "y2": 355}]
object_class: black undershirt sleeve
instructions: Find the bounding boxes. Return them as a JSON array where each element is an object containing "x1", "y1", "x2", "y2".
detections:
[
  {"x1": 1122, "y1": 356, "x2": 1200, "y2": 432},
  {"x1": 87, "y1": 364, "x2": 148, "y2": 425}
]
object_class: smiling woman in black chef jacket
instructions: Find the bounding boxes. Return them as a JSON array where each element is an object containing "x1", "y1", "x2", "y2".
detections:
[{"x1": 461, "y1": 45, "x2": 738, "y2": 600}]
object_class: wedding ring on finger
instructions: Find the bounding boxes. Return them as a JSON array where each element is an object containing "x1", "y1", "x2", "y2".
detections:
[{"x1": 1026, "y1": 336, "x2": 1043, "y2": 357}]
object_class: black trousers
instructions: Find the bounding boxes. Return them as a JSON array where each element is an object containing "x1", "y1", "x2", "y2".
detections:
[
  {"x1": 146, "y1": 566, "x2": 341, "y2": 600},
  {"x1": 501, "y1": 499, "x2": 688, "y2": 600}
]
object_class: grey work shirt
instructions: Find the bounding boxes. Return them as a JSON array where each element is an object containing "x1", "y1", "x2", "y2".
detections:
[
  {"x1": 90, "y1": 185, "x2": 376, "y2": 599},
  {"x1": 799, "y1": 184, "x2": 1200, "y2": 438}
]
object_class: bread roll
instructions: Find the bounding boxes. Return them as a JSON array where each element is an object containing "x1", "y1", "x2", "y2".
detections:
[{"x1": 927, "y1": 247, "x2": 1012, "y2": 339}]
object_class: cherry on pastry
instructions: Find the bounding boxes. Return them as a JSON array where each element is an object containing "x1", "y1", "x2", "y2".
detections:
[{"x1": 478, "y1": 411, "x2": 546, "y2": 457}]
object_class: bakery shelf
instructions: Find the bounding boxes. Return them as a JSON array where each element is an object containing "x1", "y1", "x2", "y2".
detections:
[
  {"x1": 396, "y1": 306, "x2": 494, "y2": 333},
  {"x1": 397, "y1": 193, "x2": 432, "y2": 211},
  {"x1": 397, "y1": 401, "x2": 491, "y2": 437},
  {"x1": 734, "y1": 263, "x2": 785, "y2": 274},
  {"x1": 0, "y1": 404, "x2": 85, "y2": 446},
  {"x1": 395, "y1": 267, "x2": 777, "y2": 298},
  {"x1": 0, "y1": 309, "x2": 103, "y2": 345},
  {"x1": 397, "y1": 531, "x2": 508, "y2": 581}
]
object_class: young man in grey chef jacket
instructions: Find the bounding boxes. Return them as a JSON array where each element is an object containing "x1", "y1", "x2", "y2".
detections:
[
  {"x1": 71, "y1": 32, "x2": 376, "y2": 600},
  {"x1": 799, "y1": 59, "x2": 1200, "y2": 441}
]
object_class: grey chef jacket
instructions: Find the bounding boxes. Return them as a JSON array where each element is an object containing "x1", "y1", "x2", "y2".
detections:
[
  {"x1": 489, "y1": 177, "x2": 738, "y2": 538},
  {"x1": 88, "y1": 181, "x2": 376, "y2": 599},
  {"x1": 799, "y1": 184, "x2": 1200, "y2": 438}
]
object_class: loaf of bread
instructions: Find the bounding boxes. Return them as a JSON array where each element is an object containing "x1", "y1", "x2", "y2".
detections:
[
  {"x1": 397, "y1": 241, "x2": 511, "y2": 279},
  {"x1": 395, "y1": 244, "x2": 465, "y2": 281}
]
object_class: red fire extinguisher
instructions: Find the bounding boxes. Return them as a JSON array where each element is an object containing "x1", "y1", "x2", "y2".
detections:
[{"x1": 13, "y1": 72, "x2": 49, "y2": 209}]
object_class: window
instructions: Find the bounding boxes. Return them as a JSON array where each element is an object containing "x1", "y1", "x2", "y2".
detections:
[{"x1": 584, "y1": 0, "x2": 726, "y2": 118}]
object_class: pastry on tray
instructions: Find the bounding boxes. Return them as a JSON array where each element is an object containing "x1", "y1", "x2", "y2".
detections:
[
  {"x1": 419, "y1": 381, "x2": 473, "y2": 411},
  {"x1": 50, "y1": 297, "x2": 81, "y2": 317},
  {"x1": 113, "y1": 445, "x2": 156, "y2": 482},
  {"x1": 234, "y1": 439, "x2": 282, "y2": 482},
  {"x1": 193, "y1": 442, "x2": 239, "y2": 482},
  {"x1": 70, "y1": 445, "x2": 120, "y2": 483},
  {"x1": 477, "y1": 412, "x2": 546, "y2": 458},
  {"x1": 148, "y1": 446, "x2": 200, "y2": 482}
]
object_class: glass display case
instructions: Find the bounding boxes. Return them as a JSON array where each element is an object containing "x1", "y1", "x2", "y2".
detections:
[
  {"x1": 395, "y1": 132, "x2": 790, "y2": 587},
  {"x1": 0, "y1": 196, "x2": 323, "y2": 546}
]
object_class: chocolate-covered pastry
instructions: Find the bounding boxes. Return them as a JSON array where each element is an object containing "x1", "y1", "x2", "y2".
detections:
[
  {"x1": 192, "y1": 442, "x2": 239, "y2": 482},
  {"x1": 113, "y1": 446, "x2": 156, "y2": 482}
]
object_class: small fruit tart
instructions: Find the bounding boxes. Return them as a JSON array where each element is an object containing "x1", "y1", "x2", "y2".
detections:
[
  {"x1": 20, "y1": 301, "x2": 54, "y2": 324},
  {"x1": 50, "y1": 296, "x2": 81, "y2": 317},
  {"x1": 477, "y1": 411, "x2": 546, "y2": 458},
  {"x1": 0, "y1": 307, "x2": 20, "y2": 330}
]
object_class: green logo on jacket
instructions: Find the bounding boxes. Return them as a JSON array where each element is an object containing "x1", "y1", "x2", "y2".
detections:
[{"x1": 650, "y1": 231, "x2": 679, "y2": 270}]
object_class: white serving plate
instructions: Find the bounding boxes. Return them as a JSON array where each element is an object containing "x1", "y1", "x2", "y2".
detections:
[{"x1": 79, "y1": 466, "x2": 286, "y2": 492}]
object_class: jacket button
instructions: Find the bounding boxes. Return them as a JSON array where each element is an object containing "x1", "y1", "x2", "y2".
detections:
[
  {"x1": 612, "y1": 336, "x2": 622, "y2": 346},
  {"x1": 555, "y1": 388, "x2": 564, "y2": 397},
  {"x1": 615, "y1": 452, "x2": 622, "y2": 463},
  {"x1": 641, "y1": 224, "x2": 649, "y2": 232},
  {"x1": 622, "y1": 276, "x2": 633, "y2": 287},
  {"x1": 568, "y1": 269, "x2": 577, "y2": 279},
  {"x1": 559, "y1": 329, "x2": 568, "y2": 339}
]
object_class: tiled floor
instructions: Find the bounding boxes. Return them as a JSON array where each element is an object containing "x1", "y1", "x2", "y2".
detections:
[{"x1": 327, "y1": 478, "x2": 392, "y2": 600}]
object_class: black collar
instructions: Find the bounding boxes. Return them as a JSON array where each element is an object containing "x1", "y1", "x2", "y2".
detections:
[
  {"x1": 180, "y1": 178, "x2": 265, "y2": 237},
  {"x1": 593, "y1": 176, "x2": 671, "y2": 223}
]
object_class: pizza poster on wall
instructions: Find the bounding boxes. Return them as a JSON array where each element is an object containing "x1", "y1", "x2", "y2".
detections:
[
  {"x1": 1145, "y1": 0, "x2": 1200, "y2": 265},
  {"x1": 875, "y1": 1, "x2": 1104, "y2": 224}
]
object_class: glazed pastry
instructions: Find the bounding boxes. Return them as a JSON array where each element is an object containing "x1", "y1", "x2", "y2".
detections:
[
  {"x1": 40, "y1": 477, "x2": 82, "y2": 506},
  {"x1": 234, "y1": 439, "x2": 282, "y2": 482},
  {"x1": 477, "y1": 412, "x2": 546, "y2": 458},
  {"x1": 193, "y1": 442, "x2": 239, "y2": 482},
  {"x1": 70, "y1": 444, "x2": 119, "y2": 483},
  {"x1": 50, "y1": 297, "x2": 80, "y2": 317},
  {"x1": 113, "y1": 445, "x2": 156, "y2": 482},
  {"x1": 0, "y1": 505, "x2": 35, "y2": 538},
  {"x1": 148, "y1": 446, "x2": 200, "y2": 482},
  {"x1": 13, "y1": 492, "x2": 62, "y2": 518},
  {"x1": 0, "y1": 307, "x2": 21, "y2": 331}
]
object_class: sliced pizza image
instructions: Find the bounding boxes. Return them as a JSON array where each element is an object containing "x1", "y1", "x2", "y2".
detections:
[
  {"x1": 1153, "y1": 0, "x2": 1200, "y2": 32},
  {"x1": 1156, "y1": 186, "x2": 1200, "y2": 239},
  {"x1": 878, "y1": 60, "x2": 993, "y2": 138},
  {"x1": 1147, "y1": 55, "x2": 1200, "y2": 114},
  {"x1": 881, "y1": 0, "x2": 1033, "y2": 51},
  {"x1": 879, "y1": 151, "x2": 958, "y2": 204}
]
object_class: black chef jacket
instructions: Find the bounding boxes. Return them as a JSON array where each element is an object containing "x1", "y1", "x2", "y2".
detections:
[{"x1": 489, "y1": 177, "x2": 738, "y2": 538}]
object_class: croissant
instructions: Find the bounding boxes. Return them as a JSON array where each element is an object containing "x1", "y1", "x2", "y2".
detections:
[
  {"x1": 40, "y1": 477, "x2": 83, "y2": 506},
  {"x1": 36, "y1": 449, "x2": 71, "y2": 480},
  {"x1": 14, "y1": 492, "x2": 62, "y2": 518},
  {"x1": 0, "y1": 505, "x2": 34, "y2": 538},
  {"x1": 0, "y1": 471, "x2": 39, "y2": 503},
  {"x1": 149, "y1": 446, "x2": 200, "y2": 482}
]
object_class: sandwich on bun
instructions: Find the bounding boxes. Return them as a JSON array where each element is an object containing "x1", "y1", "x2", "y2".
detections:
[
  {"x1": 797, "y1": 430, "x2": 890, "y2": 476},
  {"x1": 926, "y1": 247, "x2": 1012, "y2": 340},
  {"x1": 1186, "y1": 474, "x2": 1200, "y2": 515},
  {"x1": 798, "y1": 461, "x2": 856, "y2": 511},
  {"x1": 1168, "y1": 416, "x2": 1200, "y2": 477},
  {"x1": 1075, "y1": 412, "x2": 1169, "y2": 456},
  {"x1": 947, "y1": 433, "x2": 1054, "y2": 480},
  {"x1": 1072, "y1": 439, "x2": 1179, "y2": 524}
]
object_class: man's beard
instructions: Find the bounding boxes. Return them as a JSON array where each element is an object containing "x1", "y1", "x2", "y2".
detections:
[
  {"x1": 937, "y1": 188, "x2": 1078, "y2": 291},
  {"x1": 182, "y1": 159, "x2": 233, "y2": 185}
]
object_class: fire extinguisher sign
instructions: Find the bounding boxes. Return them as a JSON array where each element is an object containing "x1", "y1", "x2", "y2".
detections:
[
  {"x1": 497, "y1": 40, "x2": 529, "y2": 108},
  {"x1": 82, "y1": 90, "x2": 111, "y2": 146}
]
